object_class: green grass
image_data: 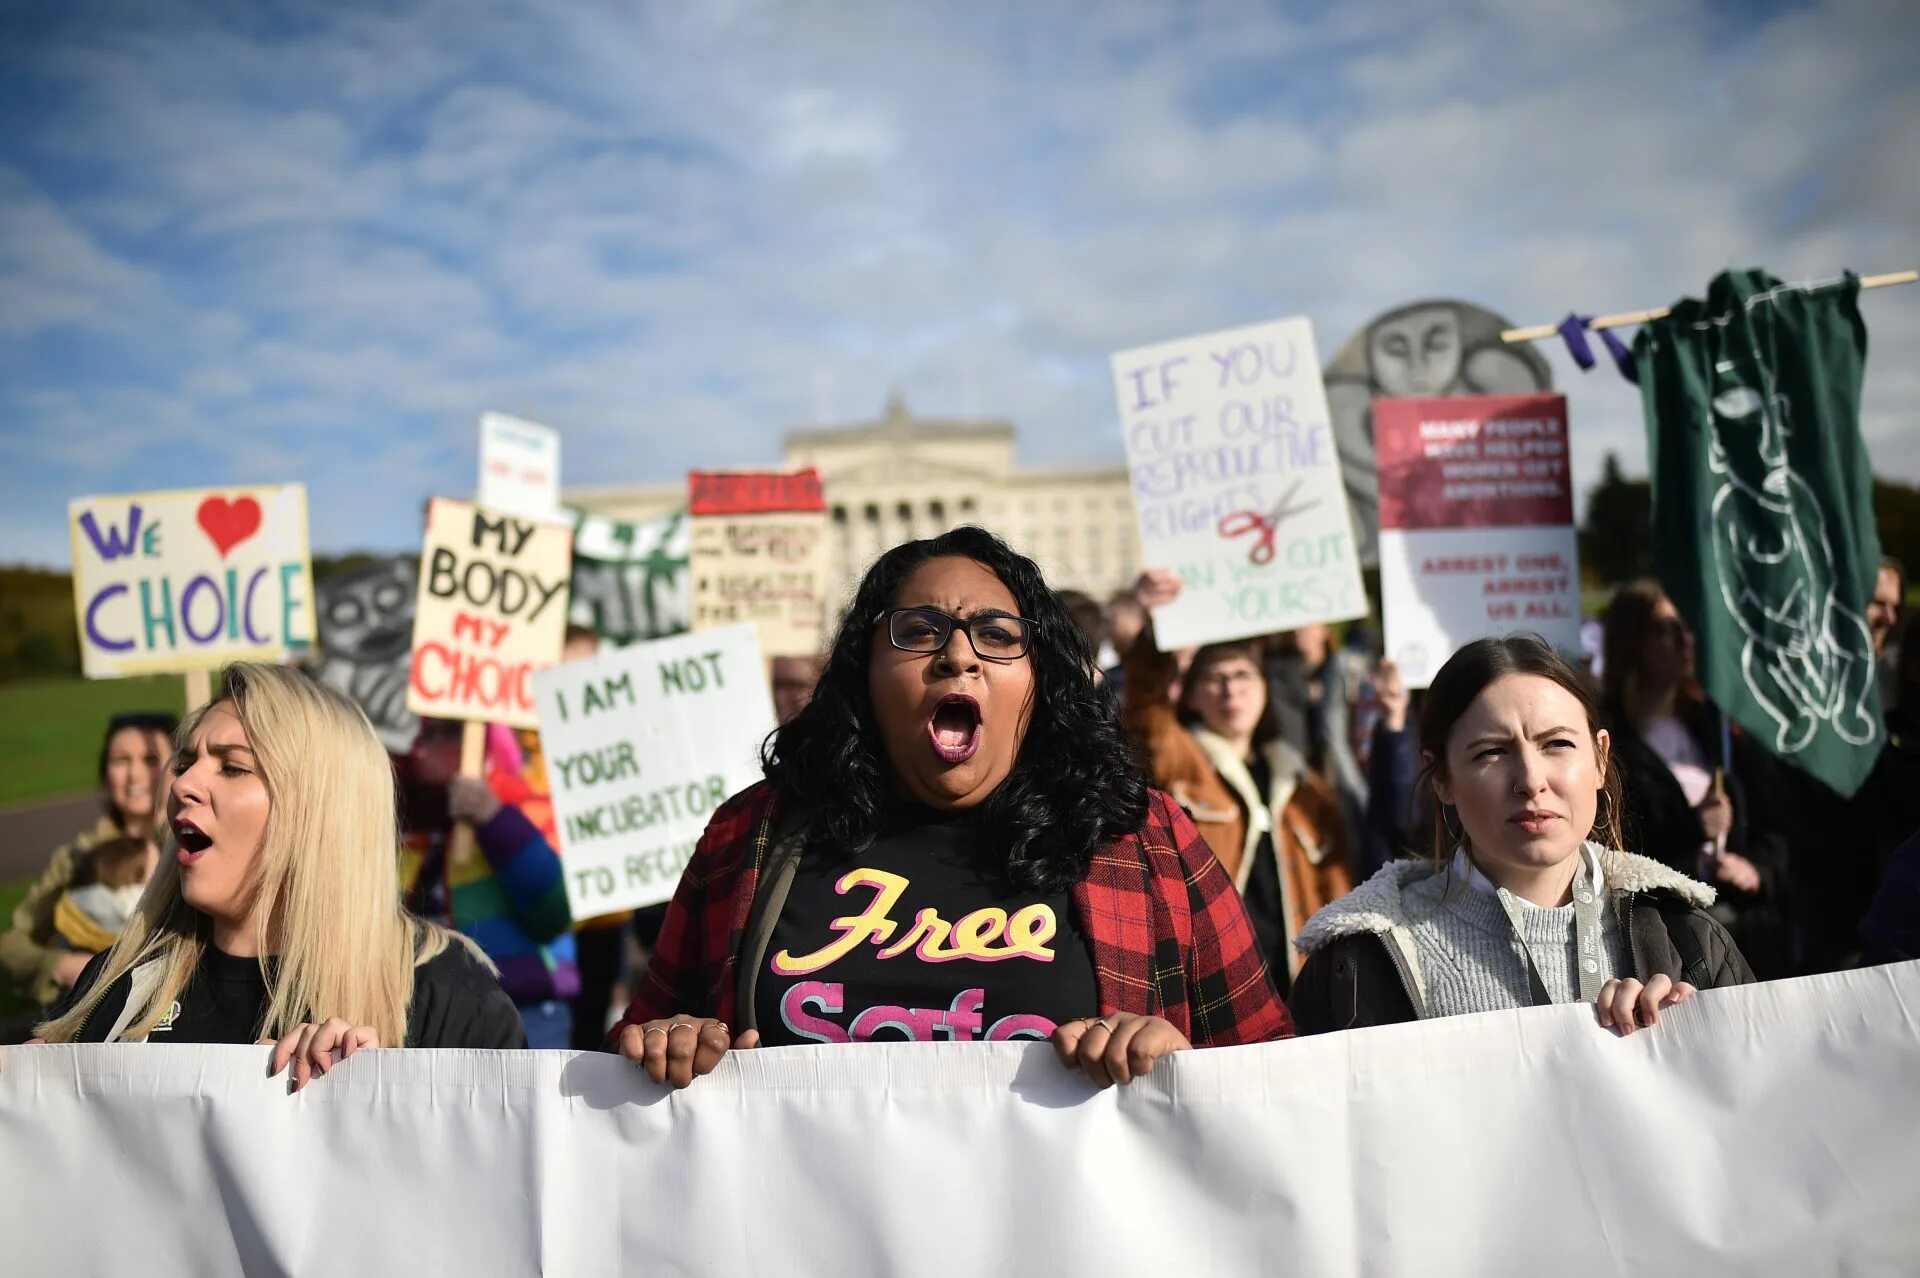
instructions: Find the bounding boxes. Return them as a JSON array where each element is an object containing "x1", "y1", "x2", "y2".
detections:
[
  {"x1": 0, "y1": 878, "x2": 32, "y2": 1021},
  {"x1": 0, "y1": 674, "x2": 187, "y2": 809}
]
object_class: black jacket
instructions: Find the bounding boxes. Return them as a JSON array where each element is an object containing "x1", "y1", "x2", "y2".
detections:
[{"x1": 1288, "y1": 849, "x2": 1754, "y2": 1035}]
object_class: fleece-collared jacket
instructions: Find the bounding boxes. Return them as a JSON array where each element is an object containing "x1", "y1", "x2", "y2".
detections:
[
  {"x1": 1287, "y1": 845, "x2": 1754, "y2": 1035},
  {"x1": 1120, "y1": 639, "x2": 1353, "y2": 975},
  {"x1": 606, "y1": 781, "x2": 1294, "y2": 1048}
]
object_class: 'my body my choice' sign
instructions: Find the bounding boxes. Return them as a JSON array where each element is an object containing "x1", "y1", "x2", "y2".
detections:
[
  {"x1": 69, "y1": 486, "x2": 314, "y2": 678},
  {"x1": 533, "y1": 624, "x2": 777, "y2": 915},
  {"x1": 407, "y1": 499, "x2": 572, "y2": 729}
]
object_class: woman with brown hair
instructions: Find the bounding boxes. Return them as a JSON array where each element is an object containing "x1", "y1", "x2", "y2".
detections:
[
  {"x1": 1599, "y1": 580, "x2": 1792, "y2": 978},
  {"x1": 1289, "y1": 634, "x2": 1751, "y2": 1035}
]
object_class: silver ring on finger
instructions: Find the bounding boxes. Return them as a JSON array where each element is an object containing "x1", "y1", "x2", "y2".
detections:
[
  {"x1": 642, "y1": 1026, "x2": 668, "y2": 1039},
  {"x1": 667, "y1": 1022, "x2": 696, "y2": 1032}
]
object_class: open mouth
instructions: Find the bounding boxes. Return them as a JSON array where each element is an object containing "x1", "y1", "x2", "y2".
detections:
[
  {"x1": 1508, "y1": 810, "x2": 1558, "y2": 835},
  {"x1": 926, "y1": 694, "x2": 982, "y2": 764},
  {"x1": 174, "y1": 818, "x2": 213, "y2": 863}
]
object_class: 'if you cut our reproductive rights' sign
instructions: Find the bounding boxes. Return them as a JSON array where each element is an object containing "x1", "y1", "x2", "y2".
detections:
[
  {"x1": 533, "y1": 624, "x2": 777, "y2": 916},
  {"x1": 69, "y1": 486, "x2": 315, "y2": 678},
  {"x1": 1113, "y1": 316, "x2": 1367, "y2": 648}
]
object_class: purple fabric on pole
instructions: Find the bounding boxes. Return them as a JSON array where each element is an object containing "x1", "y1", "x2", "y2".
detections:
[
  {"x1": 1555, "y1": 313, "x2": 1639, "y2": 384},
  {"x1": 1597, "y1": 326, "x2": 1639, "y2": 383},
  {"x1": 1556, "y1": 313, "x2": 1598, "y2": 369}
]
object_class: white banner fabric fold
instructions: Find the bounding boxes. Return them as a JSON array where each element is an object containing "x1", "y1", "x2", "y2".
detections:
[{"x1": 3, "y1": 964, "x2": 1916, "y2": 1277}]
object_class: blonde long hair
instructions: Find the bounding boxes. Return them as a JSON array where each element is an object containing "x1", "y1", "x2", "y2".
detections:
[{"x1": 39, "y1": 662, "x2": 453, "y2": 1044}]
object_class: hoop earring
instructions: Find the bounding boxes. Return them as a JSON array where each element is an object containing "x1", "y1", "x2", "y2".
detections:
[
  {"x1": 1441, "y1": 804, "x2": 1463, "y2": 844},
  {"x1": 1595, "y1": 789, "x2": 1614, "y2": 840}
]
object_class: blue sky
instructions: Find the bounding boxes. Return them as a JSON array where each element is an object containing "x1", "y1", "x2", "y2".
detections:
[{"x1": 3, "y1": 0, "x2": 1915, "y2": 568}]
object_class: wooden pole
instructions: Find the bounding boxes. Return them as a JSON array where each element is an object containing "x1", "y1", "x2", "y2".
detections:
[
  {"x1": 1500, "y1": 269, "x2": 1918, "y2": 344},
  {"x1": 447, "y1": 720, "x2": 487, "y2": 867},
  {"x1": 183, "y1": 669, "x2": 213, "y2": 714}
]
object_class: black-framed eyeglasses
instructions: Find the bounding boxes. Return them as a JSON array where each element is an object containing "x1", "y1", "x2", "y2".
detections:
[{"x1": 875, "y1": 607, "x2": 1036, "y2": 661}]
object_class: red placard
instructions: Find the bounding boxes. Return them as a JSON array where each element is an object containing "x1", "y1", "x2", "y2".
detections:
[
  {"x1": 688, "y1": 469, "x2": 826, "y2": 517},
  {"x1": 1374, "y1": 394, "x2": 1572, "y2": 532}
]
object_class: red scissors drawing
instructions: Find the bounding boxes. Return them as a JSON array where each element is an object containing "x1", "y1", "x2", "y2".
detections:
[{"x1": 1217, "y1": 480, "x2": 1320, "y2": 565}]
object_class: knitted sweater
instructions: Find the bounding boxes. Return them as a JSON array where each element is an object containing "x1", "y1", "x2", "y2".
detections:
[
  {"x1": 1401, "y1": 851, "x2": 1630, "y2": 1016},
  {"x1": 402, "y1": 775, "x2": 578, "y2": 1008}
]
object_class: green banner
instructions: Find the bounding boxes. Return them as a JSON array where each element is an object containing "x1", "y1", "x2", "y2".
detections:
[{"x1": 1635, "y1": 269, "x2": 1883, "y2": 796}]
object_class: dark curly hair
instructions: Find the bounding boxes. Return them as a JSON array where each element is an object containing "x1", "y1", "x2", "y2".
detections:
[{"x1": 763, "y1": 526, "x2": 1151, "y2": 893}]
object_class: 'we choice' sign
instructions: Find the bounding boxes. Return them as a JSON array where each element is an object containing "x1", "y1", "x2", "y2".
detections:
[{"x1": 68, "y1": 486, "x2": 316, "y2": 678}]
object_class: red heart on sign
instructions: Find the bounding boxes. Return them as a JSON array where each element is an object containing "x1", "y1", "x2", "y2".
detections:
[{"x1": 196, "y1": 496, "x2": 263, "y2": 558}]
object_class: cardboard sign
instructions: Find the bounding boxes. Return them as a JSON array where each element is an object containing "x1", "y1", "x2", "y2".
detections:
[
  {"x1": 532, "y1": 624, "x2": 777, "y2": 914},
  {"x1": 406, "y1": 499, "x2": 573, "y2": 728},
  {"x1": 479, "y1": 412, "x2": 563, "y2": 524},
  {"x1": 688, "y1": 470, "x2": 830, "y2": 658},
  {"x1": 1113, "y1": 317, "x2": 1367, "y2": 648},
  {"x1": 1375, "y1": 393, "x2": 1581, "y2": 686},
  {"x1": 69, "y1": 485, "x2": 315, "y2": 678}
]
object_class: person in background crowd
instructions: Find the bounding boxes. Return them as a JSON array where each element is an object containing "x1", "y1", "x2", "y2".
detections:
[
  {"x1": 1122, "y1": 569, "x2": 1354, "y2": 991},
  {"x1": 1267, "y1": 623, "x2": 1368, "y2": 854},
  {"x1": 47, "y1": 836, "x2": 157, "y2": 955},
  {"x1": 1359, "y1": 659, "x2": 1418, "y2": 881},
  {"x1": 1820, "y1": 611, "x2": 1920, "y2": 968},
  {"x1": 34, "y1": 664, "x2": 521, "y2": 1079},
  {"x1": 1599, "y1": 580, "x2": 1793, "y2": 979},
  {"x1": 607, "y1": 527, "x2": 1291, "y2": 1089},
  {"x1": 2, "y1": 711, "x2": 176, "y2": 1008},
  {"x1": 1870, "y1": 556, "x2": 1906, "y2": 713},
  {"x1": 770, "y1": 655, "x2": 825, "y2": 724},
  {"x1": 1099, "y1": 588, "x2": 1148, "y2": 697},
  {"x1": 1860, "y1": 824, "x2": 1920, "y2": 966},
  {"x1": 402, "y1": 719, "x2": 577, "y2": 1050},
  {"x1": 1290, "y1": 634, "x2": 1752, "y2": 1034}
]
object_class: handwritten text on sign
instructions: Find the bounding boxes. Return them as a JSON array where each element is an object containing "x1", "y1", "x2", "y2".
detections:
[
  {"x1": 407, "y1": 499, "x2": 573, "y2": 729},
  {"x1": 478, "y1": 412, "x2": 562, "y2": 524},
  {"x1": 1374, "y1": 394, "x2": 1582, "y2": 686},
  {"x1": 69, "y1": 486, "x2": 314, "y2": 678},
  {"x1": 689, "y1": 470, "x2": 830, "y2": 658},
  {"x1": 1113, "y1": 317, "x2": 1366, "y2": 648},
  {"x1": 533, "y1": 624, "x2": 777, "y2": 914}
]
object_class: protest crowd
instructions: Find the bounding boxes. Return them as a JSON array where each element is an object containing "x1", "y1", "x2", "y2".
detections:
[{"x1": 2, "y1": 274, "x2": 1916, "y2": 1267}]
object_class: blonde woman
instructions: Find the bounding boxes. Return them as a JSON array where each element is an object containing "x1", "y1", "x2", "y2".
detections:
[{"x1": 35, "y1": 663, "x2": 522, "y2": 1085}]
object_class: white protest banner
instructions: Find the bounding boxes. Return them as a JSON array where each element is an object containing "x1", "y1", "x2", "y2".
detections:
[
  {"x1": 406, "y1": 498, "x2": 573, "y2": 729},
  {"x1": 1375, "y1": 393, "x2": 1581, "y2": 686},
  {"x1": 478, "y1": 411, "x2": 564, "y2": 524},
  {"x1": 68, "y1": 485, "x2": 315, "y2": 678},
  {"x1": 688, "y1": 469, "x2": 831, "y2": 658},
  {"x1": 1114, "y1": 317, "x2": 1367, "y2": 648},
  {"x1": 4, "y1": 964, "x2": 1915, "y2": 1276},
  {"x1": 532, "y1": 623, "x2": 776, "y2": 915}
]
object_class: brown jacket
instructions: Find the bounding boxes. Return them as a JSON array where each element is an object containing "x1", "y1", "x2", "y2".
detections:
[
  {"x1": 0, "y1": 814, "x2": 119, "y2": 1006},
  {"x1": 1121, "y1": 641, "x2": 1353, "y2": 973}
]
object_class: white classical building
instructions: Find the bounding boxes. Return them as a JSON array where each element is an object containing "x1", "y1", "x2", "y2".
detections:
[{"x1": 566, "y1": 395, "x2": 1143, "y2": 609}]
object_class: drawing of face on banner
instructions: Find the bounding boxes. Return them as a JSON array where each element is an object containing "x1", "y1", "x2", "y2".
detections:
[
  {"x1": 1323, "y1": 300, "x2": 1552, "y2": 566},
  {"x1": 313, "y1": 557, "x2": 419, "y2": 752}
]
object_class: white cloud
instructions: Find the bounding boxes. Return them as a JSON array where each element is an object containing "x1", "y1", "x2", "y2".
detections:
[{"x1": 1, "y1": 0, "x2": 1915, "y2": 572}]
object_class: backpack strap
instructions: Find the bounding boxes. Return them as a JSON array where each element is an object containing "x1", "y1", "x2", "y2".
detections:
[{"x1": 731, "y1": 799, "x2": 813, "y2": 1033}]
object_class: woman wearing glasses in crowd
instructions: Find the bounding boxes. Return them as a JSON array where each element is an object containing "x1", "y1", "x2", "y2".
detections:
[
  {"x1": 1289, "y1": 634, "x2": 1752, "y2": 1035},
  {"x1": 1114, "y1": 568, "x2": 1357, "y2": 995},
  {"x1": 35, "y1": 664, "x2": 522, "y2": 1080},
  {"x1": 1598, "y1": 581, "x2": 1792, "y2": 979},
  {"x1": 608, "y1": 527, "x2": 1291, "y2": 1089}
]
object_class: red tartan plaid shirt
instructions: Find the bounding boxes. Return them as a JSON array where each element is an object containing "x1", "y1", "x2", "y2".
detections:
[{"x1": 608, "y1": 781, "x2": 1294, "y2": 1047}]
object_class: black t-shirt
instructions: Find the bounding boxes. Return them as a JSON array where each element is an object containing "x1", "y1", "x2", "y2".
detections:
[
  {"x1": 755, "y1": 804, "x2": 1100, "y2": 1046},
  {"x1": 58, "y1": 937, "x2": 527, "y2": 1048}
]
